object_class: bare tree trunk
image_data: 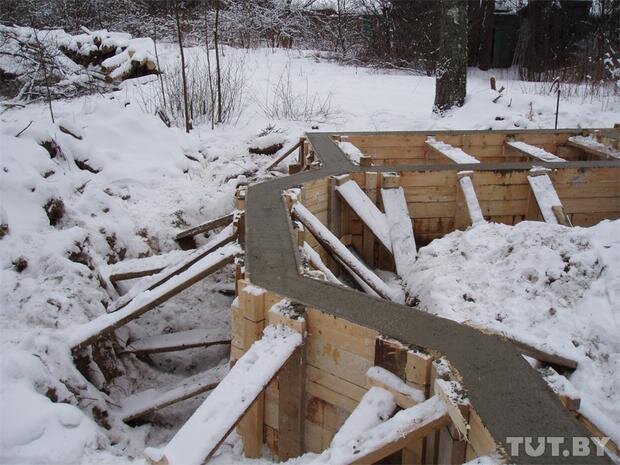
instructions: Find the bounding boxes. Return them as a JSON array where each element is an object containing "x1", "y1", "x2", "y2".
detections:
[
  {"x1": 175, "y1": 4, "x2": 191, "y2": 133},
  {"x1": 467, "y1": 0, "x2": 481, "y2": 67},
  {"x1": 204, "y1": 6, "x2": 216, "y2": 129},
  {"x1": 433, "y1": 0, "x2": 468, "y2": 114},
  {"x1": 214, "y1": 0, "x2": 223, "y2": 124},
  {"x1": 152, "y1": 17, "x2": 166, "y2": 110},
  {"x1": 478, "y1": 0, "x2": 495, "y2": 70}
]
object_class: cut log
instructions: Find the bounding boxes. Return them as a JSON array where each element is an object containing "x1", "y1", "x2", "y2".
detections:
[
  {"x1": 567, "y1": 135, "x2": 620, "y2": 159},
  {"x1": 527, "y1": 173, "x2": 566, "y2": 225},
  {"x1": 111, "y1": 224, "x2": 236, "y2": 313},
  {"x1": 175, "y1": 213, "x2": 234, "y2": 242},
  {"x1": 121, "y1": 364, "x2": 227, "y2": 422},
  {"x1": 504, "y1": 140, "x2": 566, "y2": 162},
  {"x1": 121, "y1": 329, "x2": 230, "y2": 355},
  {"x1": 335, "y1": 180, "x2": 392, "y2": 252},
  {"x1": 292, "y1": 202, "x2": 402, "y2": 302},
  {"x1": 312, "y1": 395, "x2": 449, "y2": 465},
  {"x1": 263, "y1": 140, "x2": 302, "y2": 171},
  {"x1": 381, "y1": 187, "x2": 417, "y2": 276},
  {"x1": 426, "y1": 137, "x2": 480, "y2": 164},
  {"x1": 144, "y1": 325, "x2": 303, "y2": 465},
  {"x1": 70, "y1": 242, "x2": 241, "y2": 351}
]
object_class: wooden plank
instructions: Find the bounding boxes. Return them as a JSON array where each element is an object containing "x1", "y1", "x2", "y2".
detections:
[
  {"x1": 145, "y1": 326, "x2": 303, "y2": 465},
  {"x1": 306, "y1": 365, "x2": 368, "y2": 403},
  {"x1": 109, "y1": 267, "x2": 164, "y2": 283},
  {"x1": 468, "y1": 408, "x2": 497, "y2": 457},
  {"x1": 425, "y1": 137, "x2": 480, "y2": 164},
  {"x1": 381, "y1": 187, "x2": 417, "y2": 277},
  {"x1": 375, "y1": 336, "x2": 407, "y2": 380},
  {"x1": 367, "y1": 366, "x2": 425, "y2": 409},
  {"x1": 567, "y1": 136, "x2": 620, "y2": 159},
  {"x1": 504, "y1": 140, "x2": 566, "y2": 162},
  {"x1": 121, "y1": 329, "x2": 230, "y2": 354},
  {"x1": 264, "y1": 140, "x2": 302, "y2": 171},
  {"x1": 458, "y1": 174, "x2": 485, "y2": 225},
  {"x1": 71, "y1": 243, "x2": 240, "y2": 351},
  {"x1": 122, "y1": 364, "x2": 226, "y2": 422},
  {"x1": 292, "y1": 202, "x2": 400, "y2": 302},
  {"x1": 507, "y1": 337, "x2": 578, "y2": 370},
  {"x1": 527, "y1": 173, "x2": 565, "y2": 225},
  {"x1": 434, "y1": 379, "x2": 470, "y2": 440},
  {"x1": 306, "y1": 337, "x2": 373, "y2": 389},
  {"x1": 344, "y1": 396, "x2": 450, "y2": 465},
  {"x1": 175, "y1": 213, "x2": 234, "y2": 241}
]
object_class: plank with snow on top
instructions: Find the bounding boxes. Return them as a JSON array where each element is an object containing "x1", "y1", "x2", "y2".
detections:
[
  {"x1": 367, "y1": 366, "x2": 425, "y2": 408},
  {"x1": 567, "y1": 135, "x2": 620, "y2": 159},
  {"x1": 263, "y1": 140, "x2": 302, "y2": 171},
  {"x1": 527, "y1": 173, "x2": 565, "y2": 225},
  {"x1": 381, "y1": 187, "x2": 417, "y2": 276},
  {"x1": 335, "y1": 256, "x2": 381, "y2": 298},
  {"x1": 107, "y1": 249, "x2": 190, "y2": 284},
  {"x1": 458, "y1": 174, "x2": 485, "y2": 225},
  {"x1": 337, "y1": 141, "x2": 364, "y2": 165},
  {"x1": 335, "y1": 180, "x2": 392, "y2": 252},
  {"x1": 121, "y1": 363, "x2": 227, "y2": 422},
  {"x1": 302, "y1": 242, "x2": 345, "y2": 286},
  {"x1": 70, "y1": 241, "x2": 241, "y2": 351},
  {"x1": 505, "y1": 140, "x2": 565, "y2": 162},
  {"x1": 292, "y1": 202, "x2": 403, "y2": 302},
  {"x1": 311, "y1": 395, "x2": 449, "y2": 465},
  {"x1": 331, "y1": 387, "x2": 396, "y2": 448},
  {"x1": 144, "y1": 325, "x2": 303, "y2": 465},
  {"x1": 121, "y1": 329, "x2": 230, "y2": 355},
  {"x1": 426, "y1": 137, "x2": 480, "y2": 164},
  {"x1": 110, "y1": 224, "x2": 236, "y2": 313},
  {"x1": 175, "y1": 213, "x2": 234, "y2": 242}
]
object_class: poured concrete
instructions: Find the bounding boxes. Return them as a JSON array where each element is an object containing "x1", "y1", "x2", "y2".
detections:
[{"x1": 245, "y1": 132, "x2": 616, "y2": 464}]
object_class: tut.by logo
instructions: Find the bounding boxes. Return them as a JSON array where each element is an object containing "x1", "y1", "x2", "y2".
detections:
[{"x1": 506, "y1": 436, "x2": 610, "y2": 458}]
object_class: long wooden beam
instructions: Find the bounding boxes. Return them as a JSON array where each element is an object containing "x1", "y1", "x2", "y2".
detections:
[
  {"x1": 527, "y1": 171, "x2": 570, "y2": 226},
  {"x1": 426, "y1": 137, "x2": 480, "y2": 164},
  {"x1": 381, "y1": 186, "x2": 417, "y2": 277},
  {"x1": 504, "y1": 140, "x2": 566, "y2": 162},
  {"x1": 175, "y1": 213, "x2": 234, "y2": 242},
  {"x1": 567, "y1": 135, "x2": 620, "y2": 160},
  {"x1": 264, "y1": 140, "x2": 302, "y2": 171}
]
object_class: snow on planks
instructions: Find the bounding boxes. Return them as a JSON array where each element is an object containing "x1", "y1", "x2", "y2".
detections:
[
  {"x1": 70, "y1": 241, "x2": 241, "y2": 351},
  {"x1": 381, "y1": 187, "x2": 417, "y2": 276},
  {"x1": 175, "y1": 213, "x2": 234, "y2": 242},
  {"x1": 311, "y1": 395, "x2": 449, "y2": 465},
  {"x1": 121, "y1": 363, "x2": 227, "y2": 422},
  {"x1": 426, "y1": 137, "x2": 480, "y2": 164},
  {"x1": 458, "y1": 174, "x2": 485, "y2": 225},
  {"x1": 121, "y1": 329, "x2": 230, "y2": 355},
  {"x1": 567, "y1": 135, "x2": 620, "y2": 159},
  {"x1": 505, "y1": 140, "x2": 566, "y2": 162},
  {"x1": 110, "y1": 224, "x2": 236, "y2": 313},
  {"x1": 527, "y1": 172, "x2": 567, "y2": 225},
  {"x1": 292, "y1": 202, "x2": 403, "y2": 303},
  {"x1": 144, "y1": 325, "x2": 303, "y2": 465},
  {"x1": 335, "y1": 180, "x2": 392, "y2": 252},
  {"x1": 107, "y1": 250, "x2": 190, "y2": 284}
]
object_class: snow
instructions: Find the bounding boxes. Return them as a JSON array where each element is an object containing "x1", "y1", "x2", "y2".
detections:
[
  {"x1": 506, "y1": 140, "x2": 566, "y2": 162},
  {"x1": 381, "y1": 187, "x2": 417, "y2": 275},
  {"x1": 330, "y1": 387, "x2": 396, "y2": 448},
  {"x1": 403, "y1": 220, "x2": 620, "y2": 437},
  {"x1": 337, "y1": 141, "x2": 363, "y2": 165},
  {"x1": 426, "y1": 137, "x2": 480, "y2": 164},
  {"x1": 312, "y1": 395, "x2": 447, "y2": 465},
  {"x1": 367, "y1": 366, "x2": 426, "y2": 404},
  {"x1": 292, "y1": 202, "x2": 403, "y2": 303},
  {"x1": 68, "y1": 241, "x2": 241, "y2": 349},
  {"x1": 145, "y1": 325, "x2": 303, "y2": 465},
  {"x1": 249, "y1": 132, "x2": 286, "y2": 151},
  {"x1": 335, "y1": 180, "x2": 392, "y2": 252},
  {"x1": 104, "y1": 249, "x2": 190, "y2": 278},
  {"x1": 568, "y1": 135, "x2": 620, "y2": 159},
  {"x1": 527, "y1": 173, "x2": 563, "y2": 224},
  {"x1": 458, "y1": 175, "x2": 485, "y2": 225}
]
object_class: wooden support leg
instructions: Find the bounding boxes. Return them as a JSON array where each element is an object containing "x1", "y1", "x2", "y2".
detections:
[
  {"x1": 328, "y1": 176, "x2": 343, "y2": 275},
  {"x1": 362, "y1": 172, "x2": 379, "y2": 267},
  {"x1": 277, "y1": 347, "x2": 306, "y2": 460}
]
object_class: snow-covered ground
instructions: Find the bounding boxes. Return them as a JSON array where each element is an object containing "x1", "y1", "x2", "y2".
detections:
[{"x1": 1, "y1": 38, "x2": 619, "y2": 465}]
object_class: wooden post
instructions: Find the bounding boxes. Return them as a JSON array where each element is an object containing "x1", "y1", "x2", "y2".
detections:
[
  {"x1": 237, "y1": 281, "x2": 267, "y2": 458},
  {"x1": 362, "y1": 172, "x2": 379, "y2": 266},
  {"x1": 454, "y1": 173, "x2": 470, "y2": 230},
  {"x1": 328, "y1": 176, "x2": 343, "y2": 275}
]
